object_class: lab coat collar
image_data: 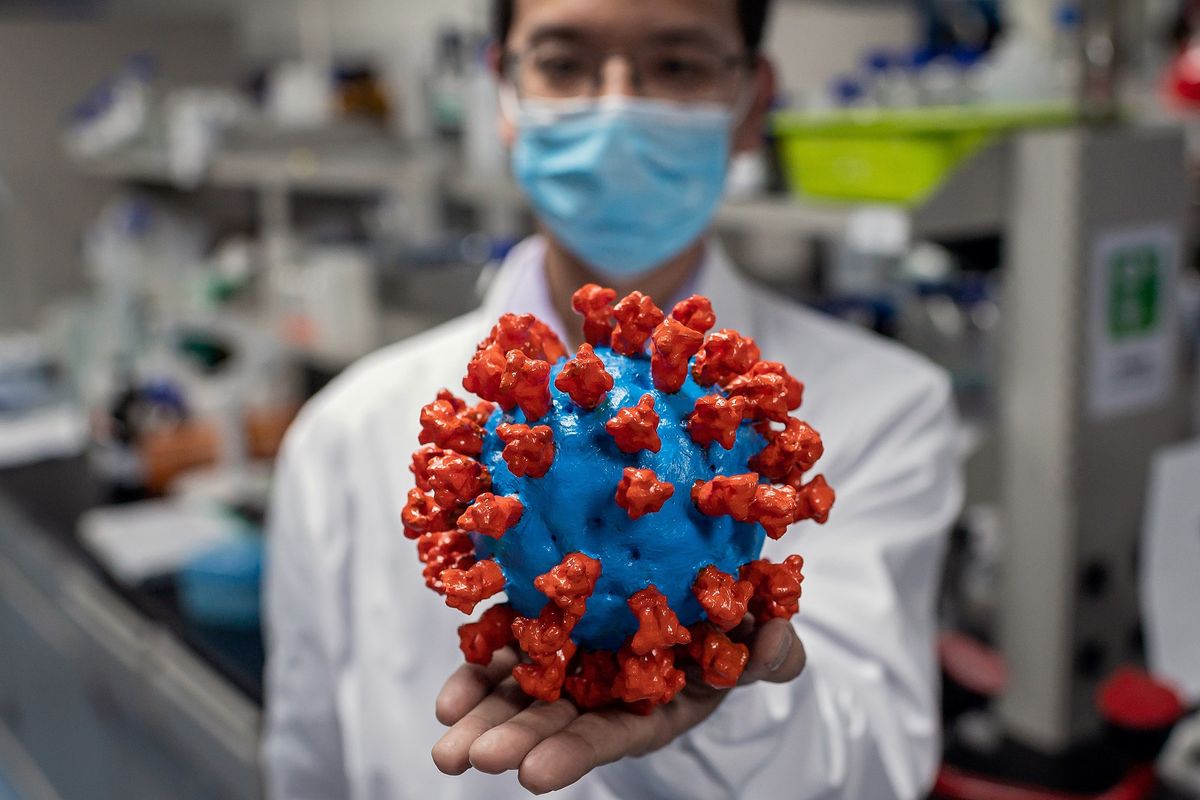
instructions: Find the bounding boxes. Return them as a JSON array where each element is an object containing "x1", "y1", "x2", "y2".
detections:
[{"x1": 477, "y1": 235, "x2": 758, "y2": 345}]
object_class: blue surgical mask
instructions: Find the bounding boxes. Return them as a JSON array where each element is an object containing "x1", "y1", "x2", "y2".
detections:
[{"x1": 511, "y1": 96, "x2": 732, "y2": 280}]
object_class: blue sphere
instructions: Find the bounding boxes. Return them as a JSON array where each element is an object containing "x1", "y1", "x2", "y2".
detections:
[{"x1": 476, "y1": 346, "x2": 767, "y2": 651}]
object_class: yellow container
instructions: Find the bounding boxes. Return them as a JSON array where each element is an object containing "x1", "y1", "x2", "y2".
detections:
[{"x1": 772, "y1": 104, "x2": 1075, "y2": 206}]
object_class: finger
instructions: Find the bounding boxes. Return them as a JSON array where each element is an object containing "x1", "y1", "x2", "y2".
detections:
[
  {"x1": 431, "y1": 677, "x2": 532, "y2": 776},
  {"x1": 517, "y1": 709, "x2": 664, "y2": 794},
  {"x1": 435, "y1": 648, "x2": 520, "y2": 726},
  {"x1": 739, "y1": 618, "x2": 807, "y2": 685},
  {"x1": 468, "y1": 699, "x2": 580, "y2": 774}
]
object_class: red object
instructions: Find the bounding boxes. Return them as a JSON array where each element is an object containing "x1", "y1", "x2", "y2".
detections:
[
  {"x1": 693, "y1": 565, "x2": 754, "y2": 631},
  {"x1": 612, "y1": 645, "x2": 687, "y2": 705},
  {"x1": 792, "y1": 474, "x2": 835, "y2": 524},
  {"x1": 463, "y1": 342, "x2": 513, "y2": 410},
  {"x1": 1097, "y1": 667, "x2": 1186, "y2": 731},
  {"x1": 572, "y1": 284, "x2": 618, "y2": 346},
  {"x1": 650, "y1": 318, "x2": 705, "y2": 393},
  {"x1": 691, "y1": 329, "x2": 762, "y2": 387},
  {"x1": 671, "y1": 295, "x2": 717, "y2": 334},
  {"x1": 458, "y1": 604, "x2": 518, "y2": 666},
  {"x1": 688, "y1": 395, "x2": 749, "y2": 450},
  {"x1": 741, "y1": 555, "x2": 805, "y2": 623},
  {"x1": 726, "y1": 373, "x2": 791, "y2": 423},
  {"x1": 419, "y1": 394, "x2": 485, "y2": 456},
  {"x1": 565, "y1": 650, "x2": 619, "y2": 710},
  {"x1": 457, "y1": 493, "x2": 524, "y2": 540},
  {"x1": 401, "y1": 488, "x2": 454, "y2": 538},
  {"x1": 500, "y1": 350, "x2": 553, "y2": 422},
  {"x1": 534, "y1": 553, "x2": 602, "y2": 618},
  {"x1": 749, "y1": 484, "x2": 801, "y2": 540},
  {"x1": 615, "y1": 468, "x2": 676, "y2": 519},
  {"x1": 745, "y1": 362, "x2": 803, "y2": 410},
  {"x1": 489, "y1": 312, "x2": 568, "y2": 363},
  {"x1": 688, "y1": 624, "x2": 750, "y2": 688},
  {"x1": 554, "y1": 344, "x2": 615, "y2": 410},
  {"x1": 611, "y1": 292, "x2": 665, "y2": 356},
  {"x1": 442, "y1": 559, "x2": 507, "y2": 614},
  {"x1": 424, "y1": 453, "x2": 490, "y2": 509},
  {"x1": 416, "y1": 529, "x2": 475, "y2": 592},
  {"x1": 933, "y1": 764, "x2": 1157, "y2": 800},
  {"x1": 496, "y1": 423, "x2": 556, "y2": 478},
  {"x1": 692, "y1": 474, "x2": 759, "y2": 522},
  {"x1": 939, "y1": 631, "x2": 1009, "y2": 698},
  {"x1": 512, "y1": 603, "x2": 579, "y2": 660},
  {"x1": 606, "y1": 394, "x2": 662, "y2": 454},
  {"x1": 628, "y1": 586, "x2": 692, "y2": 655},
  {"x1": 410, "y1": 445, "x2": 445, "y2": 491},
  {"x1": 513, "y1": 641, "x2": 577, "y2": 702},
  {"x1": 751, "y1": 418, "x2": 824, "y2": 482}
]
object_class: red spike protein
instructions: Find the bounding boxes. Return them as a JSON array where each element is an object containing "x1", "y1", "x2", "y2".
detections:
[{"x1": 403, "y1": 285, "x2": 835, "y2": 710}]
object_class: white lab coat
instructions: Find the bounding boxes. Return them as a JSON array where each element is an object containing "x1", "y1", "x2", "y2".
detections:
[{"x1": 264, "y1": 236, "x2": 964, "y2": 800}]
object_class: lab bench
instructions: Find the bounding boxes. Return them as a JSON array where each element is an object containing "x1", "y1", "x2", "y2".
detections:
[{"x1": 0, "y1": 458, "x2": 262, "y2": 800}]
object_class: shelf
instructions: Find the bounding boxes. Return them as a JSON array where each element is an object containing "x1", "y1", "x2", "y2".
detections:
[
  {"x1": 76, "y1": 136, "x2": 1009, "y2": 241},
  {"x1": 74, "y1": 138, "x2": 448, "y2": 196}
]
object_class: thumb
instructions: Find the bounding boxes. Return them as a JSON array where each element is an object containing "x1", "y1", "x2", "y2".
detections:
[{"x1": 739, "y1": 619, "x2": 807, "y2": 685}]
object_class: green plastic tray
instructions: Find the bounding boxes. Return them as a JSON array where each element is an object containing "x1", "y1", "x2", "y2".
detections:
[{"x1": 771, "y1": 104, "x2": 1076, "y2": 205}]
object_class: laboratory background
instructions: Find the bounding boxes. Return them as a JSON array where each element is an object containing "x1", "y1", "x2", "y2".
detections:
[{"x1": 1, "y1": 0, "x2": 1199, "y2": 798}]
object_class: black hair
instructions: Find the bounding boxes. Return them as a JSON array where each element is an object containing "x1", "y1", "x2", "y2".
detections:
[{"x1": 491, "y1": 0, "x2": 773, "y2": 54}]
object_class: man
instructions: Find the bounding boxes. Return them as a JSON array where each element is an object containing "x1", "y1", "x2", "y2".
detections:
[{"x1": 264, "y1": 1, "x2": 963, "y2": 797}]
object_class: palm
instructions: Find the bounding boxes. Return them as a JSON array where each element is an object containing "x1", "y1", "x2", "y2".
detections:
[{"x1": 432, "y1": 618, "x2": 806, "y2": 794}]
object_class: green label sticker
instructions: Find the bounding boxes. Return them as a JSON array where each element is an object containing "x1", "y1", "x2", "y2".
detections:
[{"x1": 1108, "y1": 245, "x2": 1161, "y2": 339}]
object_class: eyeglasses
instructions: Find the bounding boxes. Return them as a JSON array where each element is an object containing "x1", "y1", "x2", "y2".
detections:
[{"x1": 502, "y1": 44, "x2": 753, "y2": 105}]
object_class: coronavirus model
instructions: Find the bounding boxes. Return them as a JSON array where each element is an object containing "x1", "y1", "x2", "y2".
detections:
[{"x1": 404, "y1": 285, "x2": 835, "y2": 711}]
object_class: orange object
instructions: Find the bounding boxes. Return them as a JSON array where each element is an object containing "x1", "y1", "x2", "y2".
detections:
[
  {"x1": 611, "y1": 291, "x2": 665, "y2": 356},
  {"x1": 442, "y1": 560, "x2": 507, "y2": 614},
  {"x1": 688, "y1": 395, "x2": 749, "y2": 450},
  {"x1": 650, "y1": 318, "x2": 705, "y2": 393},
  {"x1": 628, "y1": 586, "x2": 692, "y2": 655},
  {"x1": 605, "y1": 394, "x2": 662, "y2": 454},
  {"x1": 534, "y1": 553, "x2": 602, "y2": 617},
  {"x1": 688, "y1": 625, "x2": 750, "y2": 688},
  {"x1": 749, "y1": 484, "x2": 801, "y2": 540},
  {"x1": 741, "y1": 555, "x2": 806, "y2": 623},
  {"x1": 513, "y1": 641, "x2": 577, "y2": 702},
  {"x1": 458, "y1": 604, "x2": 518, "y2": 666},
  {"x1": 691, "y1": 329, "x2": 761, "y2": 387},
  {"x1": 554, "y1": 344, "x2": 614, "y2": 410},
  {"x1": 615, "y1": 468, "x2": 675, "y2": 520},
  {"x1": 691, "y1": 474, "x2": 759, "y2": 522},
  {"x1": 457, "y1": 493, "x2": 524, "y2": 540},
  {"x1": 572, "y1": 284, "x2": 618, "y2": 346},
  {"x1": 500, "y1": 351, "x2": 553, "y2": 422},
  {"x1": 612, "y1": 646, "x2": 686, "y2": 705},
  {"x1": 693, "y1": 566, "x2": 754, "y2": 632},
  {"x1": 496, "y1": 423, "x2": 556, "y2": 478},
  {"x1": 671, "y1": 295, "x2": 717, "y2": 334}
]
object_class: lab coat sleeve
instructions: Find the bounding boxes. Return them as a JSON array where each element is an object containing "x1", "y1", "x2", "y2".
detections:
[
  {"x1": 596, "y1": 370, "x2": 963, "y2": 800},
  {"x1": 262, "y1": 418, "x2": 351, "y2": 800}
]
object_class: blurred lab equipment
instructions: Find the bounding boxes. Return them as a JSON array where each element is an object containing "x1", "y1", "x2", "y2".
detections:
[
  {"x1": 63, "y1": 53, "x2": 155, "y2": 160},
  {"x1": 0, "y1": 334, "x2": 88, "y2": 468}
]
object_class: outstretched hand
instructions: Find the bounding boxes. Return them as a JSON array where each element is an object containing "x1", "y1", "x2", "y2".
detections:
[{"x1": 431, "y1": 618, "x2": 806, "y2": 795}]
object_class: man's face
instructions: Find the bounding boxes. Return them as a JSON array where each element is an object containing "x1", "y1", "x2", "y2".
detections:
[{"x1": 496, "y1": 0, "x2": 772, "y2": 154}]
